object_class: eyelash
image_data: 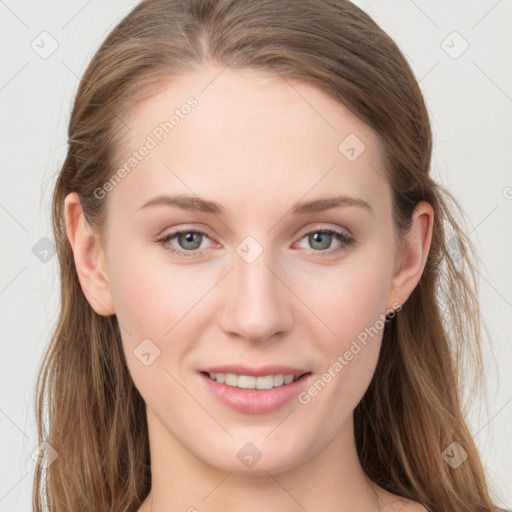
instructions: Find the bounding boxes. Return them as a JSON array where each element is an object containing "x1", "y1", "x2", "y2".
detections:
[{"x1": 155, "y1": 227, "x2": 356, "y2": 260}]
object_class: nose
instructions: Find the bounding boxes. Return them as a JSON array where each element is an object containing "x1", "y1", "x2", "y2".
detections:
[{"x1": 218, "y1": 246, "x2": 293, "y2": 343}]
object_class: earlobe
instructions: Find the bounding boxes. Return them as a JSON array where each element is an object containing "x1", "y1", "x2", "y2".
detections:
[
  {"x1": 64, "y1": 192, "x2": 115, "y2": 316},
  {"x1": 386, "y1": 201, "x2": 434, "y2": 310}
]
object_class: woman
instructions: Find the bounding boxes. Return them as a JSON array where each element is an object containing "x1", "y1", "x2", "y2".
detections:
[{"x1": 33, "y1": 0, "x2": 503, "y2": 511}]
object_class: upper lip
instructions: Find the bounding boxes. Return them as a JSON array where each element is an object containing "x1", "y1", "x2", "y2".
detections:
[{"x1": 200, "y1": 365, "x2": 310, "y2": 378}]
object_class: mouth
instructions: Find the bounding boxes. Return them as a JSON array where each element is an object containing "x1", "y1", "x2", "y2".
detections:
[
  {"x1": 198, "y1": 367, "x2": 313, "y2": 414},
  {"x1": 201, "y1": 371, "x2": 310, "y2": 390}
]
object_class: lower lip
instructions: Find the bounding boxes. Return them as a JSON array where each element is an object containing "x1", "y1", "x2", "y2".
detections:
[{"x1": 199, "y1": 372, "x2": 312, "y2": 414}]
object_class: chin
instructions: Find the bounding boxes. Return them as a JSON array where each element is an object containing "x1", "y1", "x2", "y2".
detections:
[{"x1": 198, "y1": 434, "x2": 312, "y2": 476}]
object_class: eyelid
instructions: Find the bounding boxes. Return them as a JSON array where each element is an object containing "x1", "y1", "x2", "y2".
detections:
[
  {"x1": 294, "y1": 222, "x2": 354, "y2": 239},
  {"x1": 156, "y1": 223, "x2": 214, "y2": 239}
]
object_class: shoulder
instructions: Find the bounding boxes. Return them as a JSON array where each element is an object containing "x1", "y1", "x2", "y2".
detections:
[
  {"x1": 375, "y1": 487, "x2": 429, "y2": 512},
  {"x1": 398, "y1": 502, "x2": 430, "y2": 512},
  {"x1": 381, "y1": 498, "x2": 430, "y2": 512}
]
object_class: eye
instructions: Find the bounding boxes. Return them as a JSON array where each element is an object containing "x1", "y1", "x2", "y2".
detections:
[
  {"x1": 294, "y1": 228, "x2": 355, "y2": 258},
  {"x1": 155, "y1": 226, "x2": 356, "y2": 260},
  {"x1": 156, "y1": 229, "x2": 214, "y2": 258}
]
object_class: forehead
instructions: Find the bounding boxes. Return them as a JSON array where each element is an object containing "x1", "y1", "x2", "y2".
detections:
[{"x1": 109, "y1": 66, "x2": 390, "y2": 221}]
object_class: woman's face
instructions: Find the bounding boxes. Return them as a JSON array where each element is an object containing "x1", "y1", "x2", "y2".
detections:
[{"x1": 99, "y1": 66, "x2": 409, "y2": 474}]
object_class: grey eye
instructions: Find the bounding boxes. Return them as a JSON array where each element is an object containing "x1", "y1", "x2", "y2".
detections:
[
  {"x1": 177, "y1": 232, "x2": 203, "y2": 250},
  {"x1": 307, "y1": 232, "x2": 334, "y2": 250}
]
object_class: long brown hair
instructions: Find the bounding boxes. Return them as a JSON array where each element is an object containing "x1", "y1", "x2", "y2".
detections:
[{"x1": 33, "y1": 1, "x2": 501, "y2": 510}]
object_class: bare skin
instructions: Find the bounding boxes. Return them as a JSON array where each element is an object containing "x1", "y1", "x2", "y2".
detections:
[{"x1": 65, "y1": 65, "x2": 433, "y2": 512}]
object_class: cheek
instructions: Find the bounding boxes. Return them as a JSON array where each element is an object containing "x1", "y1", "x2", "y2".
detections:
[
  {"x1": 296, "y1": 248, "x2": 394, "y2": 403},
  {"x1": 304, "y1": 254, "x2": 393, "y2": 342},
  {"x1": 107, "y1": 254, "x2": 191, "y2": 411},
  {"x1": 107, "y1": 243, "x2": 200, "y2": 337},
  {"x1": 106, "y1": 245, "x2": 216, "y2": 380}
]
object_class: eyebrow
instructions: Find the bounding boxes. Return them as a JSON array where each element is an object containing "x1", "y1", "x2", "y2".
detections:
[{"x1": 138, "y1": 193, "x2": 373, "y2": 216}]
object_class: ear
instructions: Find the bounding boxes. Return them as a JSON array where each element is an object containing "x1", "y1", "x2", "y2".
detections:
[
  {"x1": 386, "y1": 201, "x2": 434, "y2": 310},
  {"x1": 64, "y1": 192, "x2": 115, "y2": 316}
]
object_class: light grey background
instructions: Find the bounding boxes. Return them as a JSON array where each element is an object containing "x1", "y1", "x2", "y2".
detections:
[{"x1": 1, "y1": 0, "x2": 511, "y2": 510}]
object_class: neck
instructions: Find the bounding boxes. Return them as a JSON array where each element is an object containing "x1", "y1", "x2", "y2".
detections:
[{"x1": 141, "y1": 408, "x2": 382, "y2": 512}]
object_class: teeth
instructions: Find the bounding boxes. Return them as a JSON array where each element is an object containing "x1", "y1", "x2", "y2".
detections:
[{"x1": 208, "y1": 372, "x2": 300, "y2": 389}]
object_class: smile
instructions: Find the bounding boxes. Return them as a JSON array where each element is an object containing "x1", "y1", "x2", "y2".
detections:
[
  {"x1": 199, "y1": 369, "x2": 312, "y2": 414},
  {"x1": 206, "y1": 372, "x2": 301, "y2": 390}
]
